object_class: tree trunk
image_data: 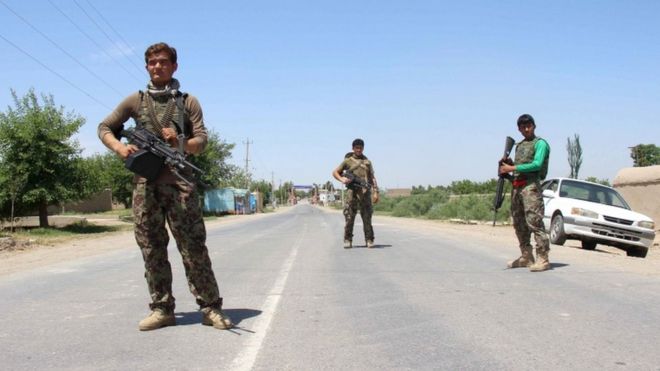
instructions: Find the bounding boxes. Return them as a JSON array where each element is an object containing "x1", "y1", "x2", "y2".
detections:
[
  {"x1": 38, "y1": 202, "x2": 49, "y2": 228},
  {"x1": 10, "y1": 196, "x2": 16, "y2": 233}
]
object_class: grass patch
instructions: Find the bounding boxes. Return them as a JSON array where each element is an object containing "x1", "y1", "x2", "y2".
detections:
[{"x1": 10, "y1": 221, "x2": 132, "y2": 245}]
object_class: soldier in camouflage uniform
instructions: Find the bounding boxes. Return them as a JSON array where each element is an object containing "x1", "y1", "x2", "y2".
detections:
[
  {"x1": 333, "y1": 138, "x2": 380, "y2": 248},
  {"x1": 98, "y1": 42, "x2": 232, "y2": 330},
  {"x1": 499, "y1": 114, "x2": 551, "y2": 272}
]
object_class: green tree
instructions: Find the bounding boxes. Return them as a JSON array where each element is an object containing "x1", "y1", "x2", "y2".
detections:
[
  {"x1": 80, "y1": 152, "x2": 133, "y2": 208},
  {"x1": 630, "y1": 144, "x2": 660, "y2": 167},
  {"x1": 0, "y1": 167, "x2": 28, "y2": 232},
  {"x1": 219, "y1": 166, "x2": 251, "y2": 189},
  {"x1": 189, "y1": 130, "x2": 236, "y2": 189},
  {"x1": 449, "y1": 179, "x2": 481, "y2": 194},
  {"x1": 567, "y1": 134, "x2": 582, "y2": 179},
  {"x1": 584, "y1": 176, "x2": 611, "y2": 186},
  {"x1": 273, "y1": 181, "x2": 294, "y2": 205},
  {"x1": 250, "y1": 179, "x2": 272, "y2": 205},
  {"x1": 0, "y1": 89, "x2": 86, "y2": 227}
]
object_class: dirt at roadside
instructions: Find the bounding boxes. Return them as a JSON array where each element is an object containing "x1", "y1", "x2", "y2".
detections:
[{"x1": 0, "y1": 212, "x2": 277, "y2": 277}]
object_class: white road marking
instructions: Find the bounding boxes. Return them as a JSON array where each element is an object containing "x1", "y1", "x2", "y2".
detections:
[{"x1": 229, "y1": 223, "x2": 307, "y2": 371}]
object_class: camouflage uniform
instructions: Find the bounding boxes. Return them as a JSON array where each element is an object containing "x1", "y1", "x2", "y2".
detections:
[
  {"x1": 98, "y1": 85, "x2": 223, "y2": 314},
  {"x1": 338, "y1": 153, "x2": 375, "y2": 243},
  {"x1": 510, "y1": 137, "x2": 551, "y2": 270}
]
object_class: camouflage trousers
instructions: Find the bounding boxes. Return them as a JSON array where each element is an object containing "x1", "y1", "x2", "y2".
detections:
[
  {"x1": 511, "y1": 182, "x2": 550, "y2": 253},
  {"x1": 343, "y1": 188, "x2": 375, "y2": 242},
  {"x1": 133, "y1": 181, "x2": 222, "y2": 313}
]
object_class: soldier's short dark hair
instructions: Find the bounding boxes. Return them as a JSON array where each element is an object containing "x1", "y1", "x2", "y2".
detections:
[
  {"x1": 145, "y1": 42, "x2": 177, "y2": 64},
  {"x1": 517, "y1": 114, "x2": 535, "y2": 127},
  {"x1": 352, "y1": 138, "x2": 364, "y2": 148}
]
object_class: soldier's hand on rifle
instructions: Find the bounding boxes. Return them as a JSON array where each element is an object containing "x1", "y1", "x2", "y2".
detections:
[
  {"x1": 498, "y1": 157, "x2": 514, "y2": 175},
  {"x1": 499, "y1": 156, "x2": 513, "y2": 166},
  {"x1": 116, "y1": 143, "x2": 138, "y2": 160},
  {"x1": 499, "y1": 163, "x2": 515, "y2": 175},
  {"x1": 340, "y1": 176, "x2": 351, "y2": 185},
  {"x1": 162, "y1": 127, "x2": 179, "y2": 147}
]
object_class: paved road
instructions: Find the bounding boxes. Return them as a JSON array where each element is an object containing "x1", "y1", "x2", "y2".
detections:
[{"x1": 2, "y1": 204, "x2": 660, "y2": 370}]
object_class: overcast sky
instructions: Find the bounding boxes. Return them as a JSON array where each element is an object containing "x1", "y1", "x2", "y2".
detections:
[{"x1": 1, "y1": 0, "x2": 658, "y2": 189}]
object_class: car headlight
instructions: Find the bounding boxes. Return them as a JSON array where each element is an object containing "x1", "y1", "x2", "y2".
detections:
[
  {"x1": 571, "y1": 207, "x2": 599, "y2": 219},
  {"x1": 638, "y1": 221, "x2": 655, "y2": 230}
]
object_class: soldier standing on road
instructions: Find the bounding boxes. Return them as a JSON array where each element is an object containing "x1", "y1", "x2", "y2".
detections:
[
  {"x1": 333, "y1": 138, "x2": 380, "y2": 249},
  {"x1": 499, "y1": 114, "x2": 552, "y2": 272},
  {"x1": 97, "y1": 42, "x2": 233, "y2": 330}
]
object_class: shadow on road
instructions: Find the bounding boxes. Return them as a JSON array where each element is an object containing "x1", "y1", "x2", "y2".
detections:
[
  {"x1": 561, "y1": 242, "x2": 620, "y2": 256},
  {"x1": 550, "y1": 262, "x2": 569, "y2": 269},
  {"x1": 174, "y1": 308, "x2": 262, "y2": 326},
  {"x1": 351, "y1": 244, "x2": 392, "y2": 249},
  {"x1": 224, "y1": 308, "x2": 263, "y2": 325}
]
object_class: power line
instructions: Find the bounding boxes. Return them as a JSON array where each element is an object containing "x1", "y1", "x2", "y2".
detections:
[
  {"x1": 0, "y1": 33, "x2": 112, "y2": 110},
  {"x1": 0, "y1": 0, "x2": 125, "y2": 97},
  {"x1": 47, "y1": 0, "x2": 143, "y2": 83},
  {"x1": 80, "y1": 0, "x2": 145, "y2": 76}
]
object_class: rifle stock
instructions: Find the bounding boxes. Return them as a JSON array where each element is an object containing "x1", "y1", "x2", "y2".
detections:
[{"x1": 492, "y1": 136, "x2": 515, "y2": 226}]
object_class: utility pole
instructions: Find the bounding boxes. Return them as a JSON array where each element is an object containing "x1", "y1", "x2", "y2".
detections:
[
  {"x1": 271, "y1": 171, "x2": 275, "y2": 207},
  {"x1": 243, "y1": 138, "x2": 253, "y2": 189}
]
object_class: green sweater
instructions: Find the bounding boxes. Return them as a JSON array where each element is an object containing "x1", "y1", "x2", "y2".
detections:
[{"x1": 516, "y1": 139, "x2": 549, "y2": 173}]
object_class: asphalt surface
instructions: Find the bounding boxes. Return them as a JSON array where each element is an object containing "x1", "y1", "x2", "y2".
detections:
[{"x1": 1, "y1": 204, "x2": 660, "y2": 370}]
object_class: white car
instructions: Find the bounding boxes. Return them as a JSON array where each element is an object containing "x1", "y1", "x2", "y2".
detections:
[{"x1": 541, "y1": 178, "x2": 656, "y2": 258}]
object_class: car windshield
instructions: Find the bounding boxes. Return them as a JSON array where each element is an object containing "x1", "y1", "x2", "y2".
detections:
[{"x1": 559, "y1": 180, "x2": 630, "y2": 209}]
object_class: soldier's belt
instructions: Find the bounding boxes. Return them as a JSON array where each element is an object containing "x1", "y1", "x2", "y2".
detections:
[{"x1": 512, "y1": 179, "x2": 527, "y2": 188}]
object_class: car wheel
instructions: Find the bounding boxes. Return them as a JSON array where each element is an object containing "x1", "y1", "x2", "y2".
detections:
[
  {"x1": 626, "y1": 247, "x2": 648, "y2": 258},
  {"x1": 581, "y1": 240, "x2": 597, "y2": 250},
  {"x1": 550, "y1": 214, "x2": 567, "y2": 245}
]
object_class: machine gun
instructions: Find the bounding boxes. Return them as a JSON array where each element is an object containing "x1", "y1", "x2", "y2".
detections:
[
  {"x1": 493, "y1": 136, "x2": 515, "y2": 226},
  {"x1": 120, "y1": 127, "x2": 205, "y2": 188},
  {"x1": 343, "y1": 170, "x2": 371, "y2": 191}
]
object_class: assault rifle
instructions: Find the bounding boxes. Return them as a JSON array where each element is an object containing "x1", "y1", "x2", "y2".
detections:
[
  {"x1": 120, "y1": 127, "x2": 205, "y2": 188},
  {"x1": 493, "y1": 136, "x2": 515, "y2": 226},
  {"x1": 343, "y1": 170, "x2": 371, "y2": 191}
]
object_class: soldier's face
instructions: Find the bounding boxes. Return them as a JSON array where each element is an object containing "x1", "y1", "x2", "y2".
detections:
[
  {"x1": 353, "y1": 145, "x2": 364, "y2": 156},
  {"x1": 146, "y1": 51, "x2": 178, "y2": 87},
  {"x1": 518, "y1": 123, "x2": 536, "y2": 140}
]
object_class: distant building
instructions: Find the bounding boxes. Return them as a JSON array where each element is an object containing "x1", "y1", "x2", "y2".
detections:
[
  {"x1": 319, "y1": 189, "x2": 338, "y2": 206},
  {"x1": 204, "y1": 188, "x2": 258, "y2": 215},
  {"x1": 613, "y1": 165, "x2": 660, "y2": 232}
]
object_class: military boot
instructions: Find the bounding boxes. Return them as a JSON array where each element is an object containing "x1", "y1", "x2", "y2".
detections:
[
  {"x1": 343, "y1": 240, "x2": 352, "y2": 249},
  {"x1": 202, "y1": 308, "x2": 234, "y2": 329},
  {"x1": 507, "y1": 246, "x2": 535, "y2": 268},
  {"x1": 366, "y1": 240, "x2": 375, "y2": 248},
  {"x1": 529, "y1": 248, "x2": 551, "y2": 272},
  {"x1": 138, "y1": 309, "x2": 176, "y2": 331}
]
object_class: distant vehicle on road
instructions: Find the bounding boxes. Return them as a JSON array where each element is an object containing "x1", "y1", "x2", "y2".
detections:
[{"x1": 541, "y1": 178, "x2": 656, "y2": 258}]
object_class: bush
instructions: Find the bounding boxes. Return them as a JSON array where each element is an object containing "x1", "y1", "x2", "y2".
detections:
[
  {"x1": 378, "y1": 180, "x2": 516, "y2": 222},
  {"x1": 373, "y1": 195, "x2": 403, "y2": 213},
  {"x1": 390, "y1": 189, "x2": 449, "y2": 217}
]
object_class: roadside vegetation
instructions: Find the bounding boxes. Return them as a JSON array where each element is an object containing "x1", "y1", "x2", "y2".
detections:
[{"x1": 374, "y1": 179, "x2": 512, "y2": 223}]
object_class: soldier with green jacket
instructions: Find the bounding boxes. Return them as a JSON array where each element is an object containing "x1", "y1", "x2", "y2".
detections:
[
  {"x1": 499, "y1": 114, "x2": 551, "y2": 272},
  {"x1": 333, "y1": 138, "x2": 380, "y2": 249},
  {"x1": 98, "y1": 42, "x2": 232, "y2": 330}
]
